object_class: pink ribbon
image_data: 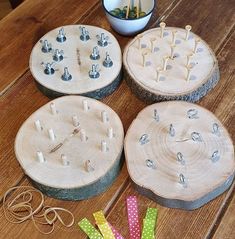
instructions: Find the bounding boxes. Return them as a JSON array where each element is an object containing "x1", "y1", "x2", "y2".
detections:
[
  {"x1": 110, "y1": 224, "x2": 125, "y2": 239},
  {"x1": 126, "y1": 196, "x2": 141, "y2": 239}
]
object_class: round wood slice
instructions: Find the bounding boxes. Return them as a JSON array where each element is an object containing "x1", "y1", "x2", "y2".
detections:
[
  {"x1": 123, "y1": 27, "x2": 220, "y2": 103},
  {"x1": 15, "y1": 96, "x2": 124, "y2": 200},
  {"x1": 124, "y1": 101, "x2": 234, "y2": 210},
  {"x1": 30, "y1": 25, "x2": 122, "y2": 99}
]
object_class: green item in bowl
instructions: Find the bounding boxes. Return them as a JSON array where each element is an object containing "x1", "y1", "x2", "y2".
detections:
[
  {"x1": 114, "y1": 8, "x2": 121, "y2": 15},
  {"x1": 109, "y1": 6, "x2": 146, "y2": 19},
  {"x1": 139, "y1": 12, "x2": 146, "y2": 17},
  {"x1": 129, "y1": 10, "x2": 136, "y2": 19},
  {"x1": 110, "y1": 10, "x2": 118, "y2": 16},
  {"x1": 123, "y1": 6, "x2": 128, "y2": 11}
]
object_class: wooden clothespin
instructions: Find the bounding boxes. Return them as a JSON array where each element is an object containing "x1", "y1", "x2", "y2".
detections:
[
  {"x1": 142, "y1": 49, "x2": 151, "y2": 67},
  {"x1": 185, "y1": 25, "x2": 192, "y2": 40},
  {"x1": 193, "y1": 39, "x2": 201, "y2": 53},
  {"x1": 187, "y1": 53, "x2": 193, "y2": 66},
  {"x1": 172, "y1": 30, "x2": 177, "y2": 45},
  {"x1": 163, "y1": 56, "x2": 170, "y2": 71},
  {"x1": 186, "y1": 65, "x2": 193, "y2": 82},
  {"x1": 150, "y1": 37, "x2": 157, "y2": 53},
  {"x1": 170, "y1": 44, "x2": 176, "y2": 59},
  {"x1": 160, "y1": 22, "x2": 166, "y2": 38},
  {"x1": 156, "y1": 67, "x2": 162, "y2": 82},
  {"x1": 61, "y1": 154, "x2": 70, "y2": 166}
]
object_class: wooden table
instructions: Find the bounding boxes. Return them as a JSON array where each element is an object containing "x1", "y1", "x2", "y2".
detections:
[{"x1": 0, "y1": 0, "x2": 234, "y2": 238}]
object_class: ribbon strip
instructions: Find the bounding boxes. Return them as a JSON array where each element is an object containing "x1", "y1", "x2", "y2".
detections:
[
  {"x1": 141, "y1": 208, "x2": 158, "y2": 239},
  {"x1": 110, "y1": 223, "x2": 125, "y2": 239},
  {"x1": 93, "y1": 211, "x2": 115, "y2": 239},
  {"x1": 78, "y1": 218, "x2": 103, "y2": 239},
  {"x1": 127, "y1": 196, "x2": 141, "y2": 239}
]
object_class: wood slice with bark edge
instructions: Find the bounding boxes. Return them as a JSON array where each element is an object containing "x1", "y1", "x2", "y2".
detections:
[
  {"x1": 29, "y1": 25, "x2": 122, "y2": 99},
  {"x1": 14, "y1": 95, "x2": 124, "y2": 200},
  {"x1": 124, "y1": 101, "x2": 234, "y2": 210},
  {"x1": 123, "y1": 27, "x2": 220, "y2": 103}
]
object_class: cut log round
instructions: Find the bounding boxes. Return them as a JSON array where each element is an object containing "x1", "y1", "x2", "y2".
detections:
[
  {"x1": 30, "y1": 25, "x2": 122, "y2": 99},
  {"x1": 15, "y1": 96, "x2": 124, "y2": 200},
  {"x1": 123, "y1": 27, "x2": 220, "y2": 103},
  {"x1": 124, "y1": 101, "x2": 234, "y2": 210}
]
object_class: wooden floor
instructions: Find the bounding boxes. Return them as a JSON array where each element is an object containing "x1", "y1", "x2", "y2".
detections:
[
  {"x1": 0, "y1": 0, "x2": 12, "y2": 19},
  {"x1": 0, "y1": 0, "x2": 234, "y2": 238}
]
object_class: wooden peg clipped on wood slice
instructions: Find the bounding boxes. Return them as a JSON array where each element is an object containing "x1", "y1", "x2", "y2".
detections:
[
  {"x1": 80, "y1": 129, "x2": 87, "y2": 142},
  {"x1": 170, "y1": 44, "x2": 176, "y2": 59},
  {"x1": 185, "y1": 25, "x2": 192, "y2": 40},
  {"x1": 194, "y1": 39, "x2": 201, "y2": 53},
  {"x1": 101, "y1": 110, "x2": 108, "y2": 123},
  {"x1": 36, "y1": 151, "x2": 45, "y2": 163},
  {"x1": 150, "y1": 37, "x2": 156, "y2": 53},
  {"x1": 156, "y1": 67, "x2": 162, "y2": 82},
  {"x1": 72, "y1": 115, "x2": 79, "y2": 127},
  {"x1": 187, "y1": 53, "x2": 194, "y2": 66},
  {"x1": 163, "y1": 56, "x2": 170, "y2": 71},
  {"x1": 172, "y1": 30, "x2": 177, "y2": 45},
  {"x1": 50, "y1": 102, "x2": 57, "y2": 115},
  {"x1": 82, "y1": 100, "x2": 89, "y2": 111},
  {"x1": 34, "y1": 120, "x2": 42, "y2": 132},
  {"x1": 61, "y1": 154, "x2": 70, "y2": 166},
  {"x1": 142, "y1": 49, "x2": 151, "y2": 67},
  {"x1": 101, "y1": 140, "x2": 107, "y2": 152},
  {"x1": 108, "y1": 127, "x2": 114, "y2": 139},
  {"x1": 48, "y1": 128, "x2": 55, "y2": 141},
  {"x1": 160, "y1": 22, "x2": 166, "y2": 38},
  {"x1": 186, "y1": 65, "x2": 193, "y2": 82},
  {"x1": 142, "y1": 52, "x2": 147, "y2": 67}
]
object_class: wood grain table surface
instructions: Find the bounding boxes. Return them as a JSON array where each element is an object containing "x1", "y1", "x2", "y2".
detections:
[{"x1": 0, "y1": 0, "x2": 234, "y2": 238}]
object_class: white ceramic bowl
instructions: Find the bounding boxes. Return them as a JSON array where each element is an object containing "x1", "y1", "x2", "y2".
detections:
[{"x1": 102, "y1": 0, "x2": 155, "y2": 36}]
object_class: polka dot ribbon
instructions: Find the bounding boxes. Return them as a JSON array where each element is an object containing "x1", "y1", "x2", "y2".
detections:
[
  {"x1": 141, "y1": 208, "x2": 158, "y2": 239},
  {"x1": 93, "y1": 211, "x2": 115, "y2": 239},
  {"x1": 127, "y1": 196, "x2": 141, "y2": 239},
  {"x1": 78, "y1": 218, "x2": 103, "y2": 239},
  {"x1": 109, "y1": 223, "x2": 125, "y2": 239}
]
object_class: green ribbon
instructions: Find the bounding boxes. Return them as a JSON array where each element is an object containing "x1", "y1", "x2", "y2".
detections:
[
  {"x1": 78, "y1": 218, "x2": 103, "y2": 239},
  {"x1": 141, "y1": 208, "x2": 158, "y2": 239},
  {"x1": 93, "y1": 211, "x2": 115, "y2": 239}
]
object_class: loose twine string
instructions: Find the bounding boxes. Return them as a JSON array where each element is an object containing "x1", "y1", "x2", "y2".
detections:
[{"x1": 3, "y1": 186, "x2": 75, "y2": 234}]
